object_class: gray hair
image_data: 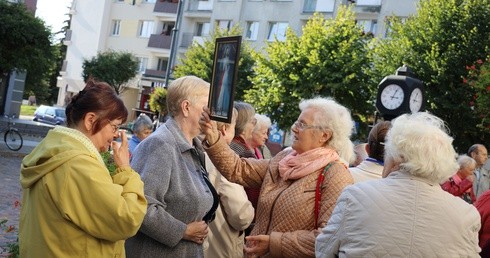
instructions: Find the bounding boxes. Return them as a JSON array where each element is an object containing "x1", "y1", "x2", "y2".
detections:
[
  {"x1": 234, "y1": 101, "x2": 255, "y2": 136},
  {"x1": 166, "y1": 76, "x2": 209, "y2": 117},
  {"x1": 298, "y1": 97, "x2": 354, "y2": 162},
  {"x1": 253, "y1": 114, "x2": 272, "y2": 133},
  {"x1": 457, "y1": 154, "x2": 477, "y2": 170},
  {"x1": 385, "y1": 112, "x2": 458, "y2": 184},
  {"x1": 133, "y1": 114, "x2": 153, "y2": 133}
]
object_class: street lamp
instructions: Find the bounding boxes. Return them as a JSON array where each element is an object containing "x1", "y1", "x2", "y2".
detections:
[{"x1": 164, "y1": 0, "x2": 184, "y2": 87}]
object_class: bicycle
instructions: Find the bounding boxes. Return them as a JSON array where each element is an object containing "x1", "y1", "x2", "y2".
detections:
[{"x1": 1, "y1": 114, "x2": 23, "y2": 151}]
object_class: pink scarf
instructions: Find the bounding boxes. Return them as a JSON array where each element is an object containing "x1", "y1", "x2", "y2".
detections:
[{"x1": 278, "y1": 147, "x2": 339, "y2": 180}]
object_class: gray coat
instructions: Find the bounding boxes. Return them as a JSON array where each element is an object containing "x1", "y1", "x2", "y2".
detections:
[{"x1": 125, "y1": 117, "x2": 214, "y2": 257}]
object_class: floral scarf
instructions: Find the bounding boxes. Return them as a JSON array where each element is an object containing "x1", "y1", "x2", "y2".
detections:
[{"x1": 278, "y1": 147, "x2": 339, "y2": 180}]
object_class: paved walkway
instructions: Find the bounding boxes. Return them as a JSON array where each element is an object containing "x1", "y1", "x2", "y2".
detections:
[{"x1": 0, "y1": 154, "x2": 23, "y2": 255}]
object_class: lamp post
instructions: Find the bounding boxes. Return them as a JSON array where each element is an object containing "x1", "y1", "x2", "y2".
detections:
[{"x1": 164, "y1": 0, "x2": 184, "y2": 88}]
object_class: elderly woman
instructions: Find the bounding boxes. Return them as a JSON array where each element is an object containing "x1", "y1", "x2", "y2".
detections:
[
  {"x1": 126, "y1": 76, "x2": 217, "y2": 257},
  {"x1": 250, "y1": 114, "x2": 273, "y2": 159},
  {"x1": 230, "y1": 101, "x2": 257, "y2": 159},
  {"x1": 204, "y1": 108, "x2": 255, "y2": 258},
  {"x1": 19, "y1": 80, "x2": 147, "y2": 257},
  {"x1": 200, "y1": 97, "x2": 354, "y2": 257},
  {"x1": 441, "y1": 154, "x2": 477, "y2": 203},
  {"x1": 128, "y1": 114, "x2": 154, "y2": 155},
  {"x1": 316, "y1": 112, "x2": 481, "y2": 257}
]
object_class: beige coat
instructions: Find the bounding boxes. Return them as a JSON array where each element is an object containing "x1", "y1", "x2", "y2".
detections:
[
  {"x1": 204, "y1": 154, "x2": 255, "y2": 258},
  {"x1": 205, "y1": 138, "x2": 353, "y2": 258}
]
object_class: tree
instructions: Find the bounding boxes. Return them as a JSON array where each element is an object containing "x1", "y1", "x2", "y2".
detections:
[
  {"x1": 0, "y1": 0, "x2": 53, "y2": 103},
  {"x1": 244, "y1": 8, "x2": 373, "y2": 135},
  {"x1": 82, "y1": 50, "x2": 138, "y2": 94},
  {"x1": 148, "y1": 87, "x2": 167, "y2": 115},
  {"x1": 369, "y1": 0, "x2": 490, "y2": 151},
  {"x1": 173, "y1": 25, "x2": 256, "y2": 101},
  {"x1": 465, "y1": 56, "x2": 490, "y2": 134}
]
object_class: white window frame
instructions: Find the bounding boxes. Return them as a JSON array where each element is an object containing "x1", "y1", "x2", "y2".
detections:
[
  {"x1": 356, "y1": 0, "x2": 381, "y2": 6},
  {"x1": 357, "y1": 19, "x2": 377, "y2": 35},
  {"x1": 196, "y1": 22, "x2": 211, "y2": 36},
  {"x1": 111, "y1": 20, "x2": 121, "y2": 36},
  {"x1": 245, "y1": 21, "x2": 259, "y2": 41},
  {"x1": 139, "y1": 20, "x2": 154, "y2": 38},
  {"x1": 138, "y1": 57, "x2": 148, "y2": 73},
  {"x1": 268, "y1": 22, "x2": 288, "y2": 41},
  {"x1": 217, "y1": 20, "x2": 233, "y2": 31}
]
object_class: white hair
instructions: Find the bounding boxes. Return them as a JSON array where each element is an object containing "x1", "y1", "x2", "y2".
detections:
[
  {"x1": 299, "y1": 97, "x2": 354, "y2": 162},
  {"x1": 457, "y1": 154, "x2": 477, "y2": 170},
  {"x1": 253, "y1": 114, "x2": 272, "y2": 133},
  {"x1": 385, "y1": 112, "x2": 458, "y2": 184}
]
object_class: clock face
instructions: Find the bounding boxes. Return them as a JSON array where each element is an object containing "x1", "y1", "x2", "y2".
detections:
[
  {"x1": 409, "y1": 88, "x2": 423, "y2": 113},
  {"x1": 380, "y1": 84, "x2": 404, "y2": 110}
]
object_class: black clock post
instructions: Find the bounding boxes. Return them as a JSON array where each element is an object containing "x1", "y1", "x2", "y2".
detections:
[{"x1": 375, "y1": 65, "x2": 424, "y2": 121}]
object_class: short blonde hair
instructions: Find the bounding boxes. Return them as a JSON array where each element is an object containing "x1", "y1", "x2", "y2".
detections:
[
  {"x1": 385, "y1": 112, "x2": 458, "y2": 184},
  {"x1": 166, "y1": 76, "x2": 209, "y2": 117}
]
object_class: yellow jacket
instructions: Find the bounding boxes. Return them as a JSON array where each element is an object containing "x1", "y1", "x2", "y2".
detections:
[{"x1": 19, "y1": 128, "x2": 147, "y2": 257}]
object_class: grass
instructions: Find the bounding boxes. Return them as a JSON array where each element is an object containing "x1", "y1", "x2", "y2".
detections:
[{"x1": 20, "y1": 105, "x2": 37, "y2": 116}]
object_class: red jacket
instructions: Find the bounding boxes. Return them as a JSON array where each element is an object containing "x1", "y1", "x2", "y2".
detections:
[
  {"x1": 475, "y1": 190, "x2": 490, "y2": 257},
  {"x1": 441, "y1": 174, "x2": 476, "y2": 204}
]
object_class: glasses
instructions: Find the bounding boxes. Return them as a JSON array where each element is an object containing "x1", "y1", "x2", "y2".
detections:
[
  {"x1": 292, "y1": 121, "x2": 322, "y2": 130},
  {"x1": 107, "y1": 120, "x2": 120, "y2": 133}
]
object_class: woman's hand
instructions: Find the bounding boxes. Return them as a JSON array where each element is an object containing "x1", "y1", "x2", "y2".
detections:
[
  {"x1": 244, "y1": 235, "x2": 270, "y2": 257},
  {"x1": 183, "y1": 221, "x2": 208, "y2": 245},
  {"x1": 112, "y1": 130, "x2": 130, "y2": 169},
  {"x1": 199, "y1": 107, "x2": 220, "y2": 145}
]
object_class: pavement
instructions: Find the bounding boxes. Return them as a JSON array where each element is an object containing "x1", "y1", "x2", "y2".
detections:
[{"x1": 0, "y1": 117, "x2": 44, "y2": 255}]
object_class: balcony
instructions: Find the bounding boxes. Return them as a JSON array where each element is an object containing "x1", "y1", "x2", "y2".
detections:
[
  {"x1": 147, "y1": 34, "x2": 172, "y2": 49},
  {"x1": 353, "y1": 0, "x2": 381, "y2": 13},
  {"x1": 154, "y1": 0, "x2": 178, "y2": 14},
  {"x1": 143, "y1": 69, "x2": 166, "y2": 79}
]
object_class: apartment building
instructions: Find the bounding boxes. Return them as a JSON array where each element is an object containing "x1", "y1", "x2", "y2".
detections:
[{"x1": 57, "y1": 0, "x2": 418, "y2": 120}]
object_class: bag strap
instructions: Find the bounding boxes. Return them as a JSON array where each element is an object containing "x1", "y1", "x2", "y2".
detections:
[{"x1": 315, "y1": 162, "x2": 334, "y2": 228}]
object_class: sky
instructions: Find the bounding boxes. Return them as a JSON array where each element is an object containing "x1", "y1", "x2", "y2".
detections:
[{"x1": 35, "y1": 0, "x2": 72, "y2": 38}]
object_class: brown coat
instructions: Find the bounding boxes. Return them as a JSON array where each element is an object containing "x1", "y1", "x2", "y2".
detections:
[{"x1": 205, "y1": 138, "x2": 353, "y2": 258}]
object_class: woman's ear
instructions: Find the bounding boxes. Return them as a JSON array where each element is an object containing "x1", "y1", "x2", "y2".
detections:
[
  {"x1": 82, "y1": 112, "x2": 97, "y2": 133},
  {"x1": 321, "y1": 129, "x2": 333, "y2": 144},
  {"x1": 181, "y1": 100, "x2": 191, "y2": 117}
]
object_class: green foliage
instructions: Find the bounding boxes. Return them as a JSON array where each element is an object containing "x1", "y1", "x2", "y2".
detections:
[
  {"x1": 148, "y1": 87, "x2": 168, "y2": 114},
  {"x1": 370, "y1": 0, "x2": 490, "y2": 150},
  {"x1": 0, "y1": 0, "x2": 54, "y2": 104},
  {"x1": 173, "y1": 25, "x2": 256, "y2": 101},
  {"x1": 101, "y1": 151, "x2": 116, "y2": 176},
  {"x1": 245, "y1": 8, "x2": 373, "y2": 133},
  {"x1": 466, "y1": 57, "x2": 490, "y2": 133},
  {"x1": 82, "y1": 50, "x2": 138, "y2": 95}
]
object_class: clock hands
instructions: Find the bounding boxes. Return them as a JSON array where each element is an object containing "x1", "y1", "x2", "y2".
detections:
[{"x1": 391, "y1": 89, "x2": 400, "y2": 100}]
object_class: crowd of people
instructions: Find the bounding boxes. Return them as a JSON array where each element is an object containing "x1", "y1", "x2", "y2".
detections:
[{"x1": 17, "y1": 75, "x2": 490, "y2": 257}]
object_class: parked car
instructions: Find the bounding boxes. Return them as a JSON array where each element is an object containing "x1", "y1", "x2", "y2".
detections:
[{"x1": 33, "y1": 105, "x2": 66, "y2": 126}]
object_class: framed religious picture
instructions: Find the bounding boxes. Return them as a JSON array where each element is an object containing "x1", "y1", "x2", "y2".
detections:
[{"x1": 208, "y1": 36, "x2": 242, "y2": 123}]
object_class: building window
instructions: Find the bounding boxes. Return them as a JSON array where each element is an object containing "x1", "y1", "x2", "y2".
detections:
[
  {"x1": 161, "y1": 22, "x2": 174, "y2": 36},
  {"x1": 157, "y1": 58, "x2": 168, "y2": 71},
  {"x1": 357, "y1": 19, "x2": 377, "y2": 35},
  {"x1": 138, "y1": 57, "x2": 148, "y2": 73},
  {"x1": 111, "y1": 20, "x2": 121, "y2": 36},
  {"x1": 217, "y1": 20, "x2": 233, "y2": 31},
  {"x1": 268, "y1": 22, "x2": 288, "y2": 41},
  {"x1": 139, "y1": 21, "x2": 154, "y2": 38},
  {"x1": 303, "y1": 0, "x2": 334, "y2": 13},
  {"x1": 356, "y1": 0, "x2": 382, "y2": 5},
  {"x1": 245, "y1": 21, "x2": 259, "y2": 41},
  {"x1": 144, "y1": 0, "x2": 156, "y2": 3},
  {"x1": 196, "y1": 22, "x2": 210, "y2": 36}
]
